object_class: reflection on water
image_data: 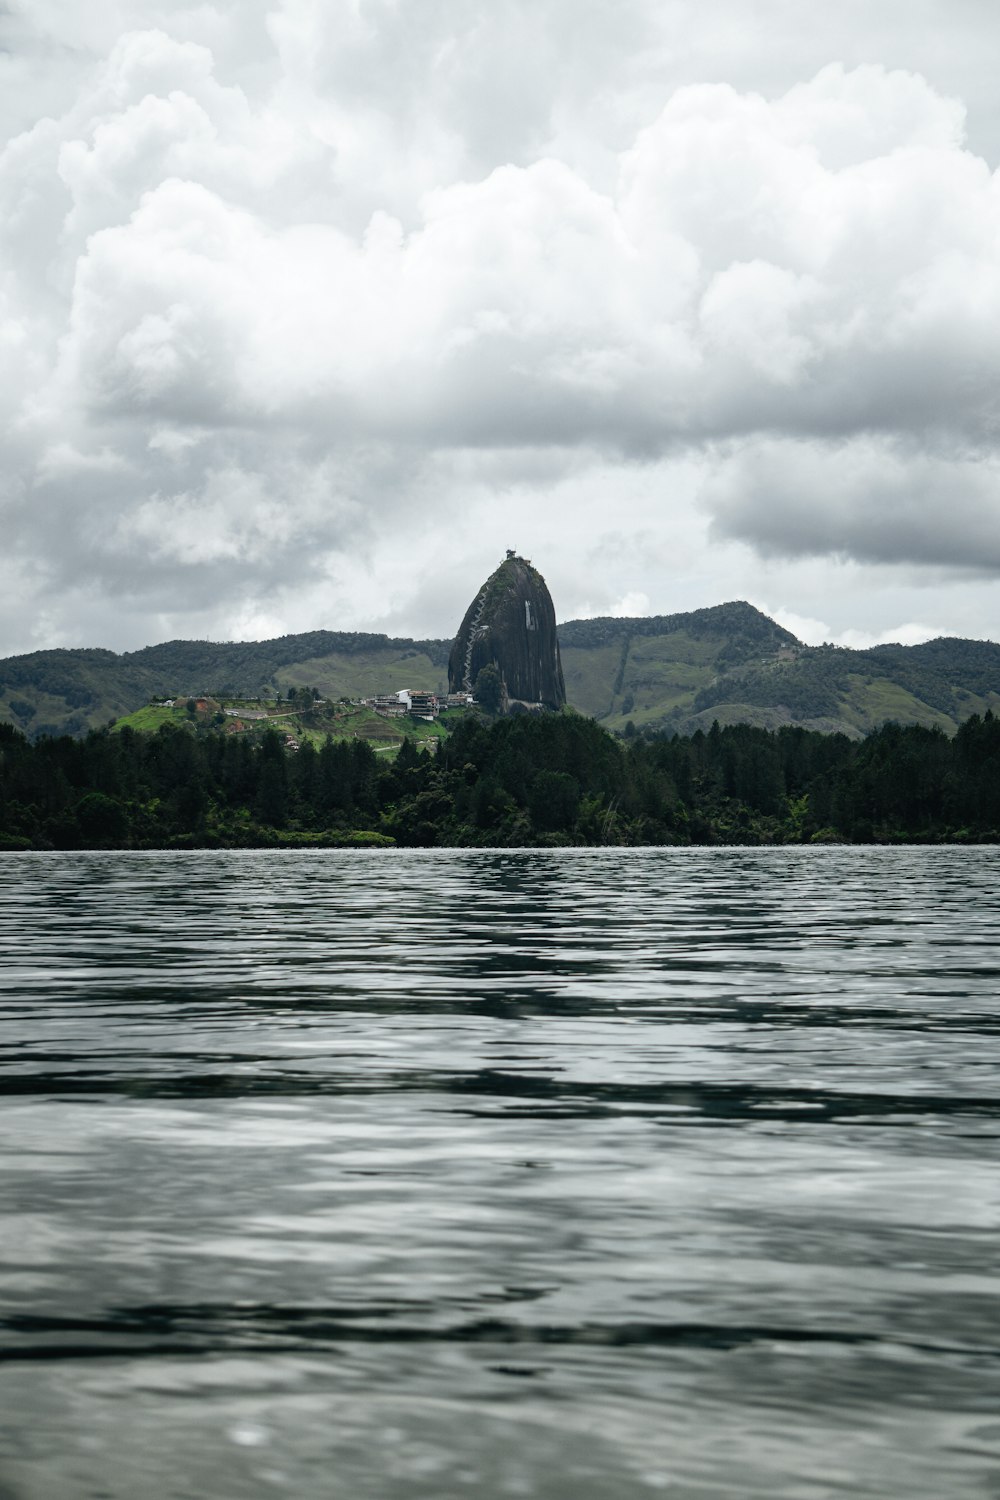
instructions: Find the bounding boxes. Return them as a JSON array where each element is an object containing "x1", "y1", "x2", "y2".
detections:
[{"x1": 1, "y1": 848, "x2": 1000, "y2": 1499}]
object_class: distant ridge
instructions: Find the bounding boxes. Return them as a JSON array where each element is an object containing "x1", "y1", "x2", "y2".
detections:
[
  {"x1": 1, "y1": 603, "x2": 998, "y2": 742},
  {"x1": 558, "y1": 601, "x2": 798, "y2": 664}
]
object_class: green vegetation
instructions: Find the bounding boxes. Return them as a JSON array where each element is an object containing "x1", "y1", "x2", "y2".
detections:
[
  {"x1": 473, "y1": 663, "x2": 503, "y2": 713},
  {"x1": 0, "y1": 632, "x2": 451, "y2": 740},
  {"x1": 107, "y1": 694, "x2": 456, "y2": 760},
  {"x1": 2, "y1": 601, "x2": 999, "y2": 744},
  {"x1": 111, "y1": 703, "x2": 189, "y2": 734},
  {"x1": 3, "y1": 710, "x2": 999, "y2": 850},
  {"x1": 684, "y1": 637, "x2": 1000, "y2": 738}
]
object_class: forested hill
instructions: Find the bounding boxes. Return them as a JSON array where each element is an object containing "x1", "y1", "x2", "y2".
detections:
[
  {"x1": 680, "y1": 635, "x2": 1000, "y2": 740},
  {"x1": 557, "y1": 599, "x2": 797, "y2": 656},
  {"x1": 0, "y1": 631, "x2": 452, "y2": 740},
  {"x1": 1, "y1": 602, "x2": 998, "y2": 741}
]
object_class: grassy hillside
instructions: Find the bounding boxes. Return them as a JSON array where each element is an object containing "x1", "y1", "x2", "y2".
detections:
[
  {"x1": 0, "y1": 632, "x2": 450, "y2": 740},
  {"x1": 131, "y1": 631, "x2": 450, "y2": 697},
  {"x1": 559, "y1": 601, "x2": 801, "y2": 728},
  {"x1": 0, "y1": 648, "x2": 166, "y2": 739},
  {"x1": 275, "y1": 646, "x2": 448, "y2": 701},
  {"x1": 110, "y1": 696, "x2": 455, "y2": 758},
  {"x1": 2, "y1": 602, "x2": 998, "y2": 742},
  {"x1": 683, "y1": 639, "x2": 1000, "y2": 740}
]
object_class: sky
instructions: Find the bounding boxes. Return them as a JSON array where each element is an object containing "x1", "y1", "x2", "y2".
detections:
[{"x1": 2, "y1": 0, "x2": 999, "y2": 657}]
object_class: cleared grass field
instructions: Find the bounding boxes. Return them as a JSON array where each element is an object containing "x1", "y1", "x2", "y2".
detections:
[
  {"x1": 111, "y1": 704, "x2": 189, "y2": 733},
  {"x1": 275, "y1": 649, "x2": 447, "y2": 700},
  {"x1": 106, "y1": 699, "x2": 465, "y2": 759},
  {"x1": 839, "y1": 676, "x2": 956, "y2": 734}
]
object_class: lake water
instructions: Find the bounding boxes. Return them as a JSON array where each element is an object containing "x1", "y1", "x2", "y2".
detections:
[{"x1": 2, "y1": 848, "x2": 999, "y2": 1499}]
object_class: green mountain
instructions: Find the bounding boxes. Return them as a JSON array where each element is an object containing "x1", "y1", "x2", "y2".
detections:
[
  {"x1": 558, "y1": 600, "x2": 800, "y2": 729},
  {"x1": 0, "y1": 632, "x2": 451, "y2": 740},
  {"x1": 2, "y1": 602, "x2": 998, "y2": 741},
  {"x1": 672, "y1": 632, "x2": 1000, "y2": 739}
]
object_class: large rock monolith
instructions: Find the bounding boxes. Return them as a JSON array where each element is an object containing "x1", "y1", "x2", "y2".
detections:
[{"x1": 448, "y1": 553, "x2": 566, "y2": 712}]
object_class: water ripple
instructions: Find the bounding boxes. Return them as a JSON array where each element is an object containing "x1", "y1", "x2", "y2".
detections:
[{"x1": 2, "y1": 848, "x2": 1000, "y2": 1499}]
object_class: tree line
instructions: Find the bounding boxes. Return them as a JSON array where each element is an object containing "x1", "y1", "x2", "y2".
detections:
[{"x1": 1, "y1": 710, "x2": 999, "y2": 849}]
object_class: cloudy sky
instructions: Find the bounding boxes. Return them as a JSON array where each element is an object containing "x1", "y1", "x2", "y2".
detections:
[{"x1": 2, "y1": 0, "x2": 999, "y2": 657}]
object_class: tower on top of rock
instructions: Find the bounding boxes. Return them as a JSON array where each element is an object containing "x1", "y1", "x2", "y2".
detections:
[{"x1": 448, "y1": 554, "x2": 566, "y2": 713}]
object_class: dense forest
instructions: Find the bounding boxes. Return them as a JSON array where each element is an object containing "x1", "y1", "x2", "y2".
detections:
[{"x1": 2, "y1": 710, "x2": 999, "y2": 849}]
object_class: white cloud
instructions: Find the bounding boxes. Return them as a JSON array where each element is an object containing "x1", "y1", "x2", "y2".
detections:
[
  {"x1": 29, "y1": 55, "x2": 1000, "y2": 458},
  {"x1": 704, "y1": 439, "x2": 1000, "y2": 571},
  {"x1": 833, "y1": 622, "x2": 950, "y2": 649},
  {"x1": 753, "y1": 603, "x2": 952, "y2": 650},
  {"x1": 573, "y1": 590, "x2": 652, "y2": 621},
  {"x1": 756, "y1": 607, "x2": 831, "y2": 647},
  {"x1": 1, "y1": 6, "x2": 1000, "y2": 656}
]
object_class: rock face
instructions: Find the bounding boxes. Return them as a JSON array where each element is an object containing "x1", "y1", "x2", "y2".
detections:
[{"x1": 448, "y1": 553, "x2": 566, "y2": 712}]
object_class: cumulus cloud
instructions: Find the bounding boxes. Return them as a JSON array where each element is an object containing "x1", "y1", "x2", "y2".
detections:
[
  {"x1": 705, "y1": 440, "x2": 1000, "y2": 571},
  {"x1": 1, "y1": 3, "x2": 1000, "y2": 653},
  {"x1": 36, "y1": 59, "x2": 1000, "y2": 454},
  {"x1": 754, "y1": 603, "x2": 951, "y2": 650}
]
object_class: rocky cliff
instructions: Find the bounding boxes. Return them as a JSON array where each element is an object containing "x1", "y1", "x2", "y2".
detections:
[{"x1": 448, "y1": 553, "x2": 566, "y2": 712}]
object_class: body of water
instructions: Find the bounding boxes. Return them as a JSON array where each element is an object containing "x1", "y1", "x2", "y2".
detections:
[{"x1": 2, "y1": 847, "x2": 999, "y2": 1498}]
